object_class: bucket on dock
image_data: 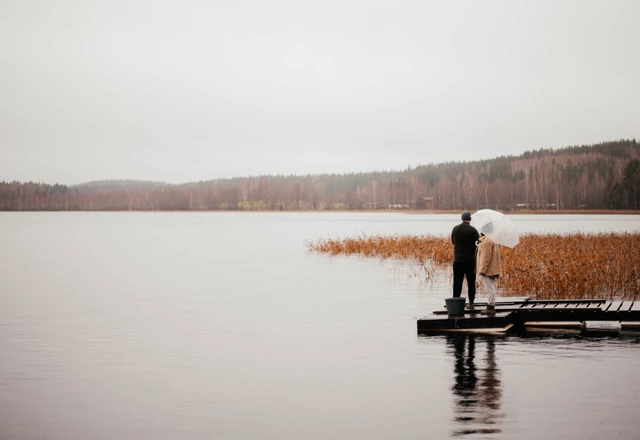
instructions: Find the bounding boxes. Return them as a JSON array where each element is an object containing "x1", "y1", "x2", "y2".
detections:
[{"x1": 445, "y1": 297, "x2": 466, "y2": 316}]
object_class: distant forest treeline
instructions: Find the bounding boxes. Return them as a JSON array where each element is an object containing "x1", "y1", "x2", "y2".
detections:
[{"x1": 2, "y1": 139, "x2": 639, "y2": 211}]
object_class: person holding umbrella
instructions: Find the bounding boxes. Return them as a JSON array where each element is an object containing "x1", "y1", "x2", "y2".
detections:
[
  {"x1": 476, "y1": 224, "x2": 502, "y2": 315},
  {"x1": 451, "y1": 211, "x2": 480, "y2": 309},
  {"x1": 470, "y1": 209, "x2": 519, "y2": 315}
]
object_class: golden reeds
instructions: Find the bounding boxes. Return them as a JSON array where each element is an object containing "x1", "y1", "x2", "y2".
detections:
[{"x1": 308, "y1": 233, "x2": 640, "y2": 300}]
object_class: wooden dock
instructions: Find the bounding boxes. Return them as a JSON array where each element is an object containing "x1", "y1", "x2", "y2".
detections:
[{"x1": 417, "y1": 297, "x2": 640, "y2": 334}]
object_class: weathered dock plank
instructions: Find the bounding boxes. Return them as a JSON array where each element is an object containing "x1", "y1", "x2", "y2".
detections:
[
  {"x1": 533, "y1": 299, "x2": 606, "y2": 304},
  {"x1": 420, "y1": 298, "x2": 640, "y2": 334},
  {"x1": 621, "y1": 322, "x2": 640, "y2": 330},
  {"x1": 417, "y1": 312, "x2": 513, "y2": 334},
  {"x1": 523, "y1": 321, "x2": 583, "y2": 329},
  {"x1": 443, "y1": 296, "x2": 530, "y2": 307},
  {"x1": 621, "y1": 301, "x2": 634, "y2": 312},
  {"x1": 473, "y1": 296, "x2": 530, "y2": 305},
  {"x1": 609, "y1": 300, "x2": 624, "y2": 312}
]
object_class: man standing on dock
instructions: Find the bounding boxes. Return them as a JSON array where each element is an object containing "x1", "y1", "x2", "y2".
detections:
[{"x1": 451, "y1": 211, "x2": 480, "y2": 309}]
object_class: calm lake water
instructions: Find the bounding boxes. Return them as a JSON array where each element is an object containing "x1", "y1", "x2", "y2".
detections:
[{"x1": 1, "y1": 212, "x2": 639, "y2": 440}]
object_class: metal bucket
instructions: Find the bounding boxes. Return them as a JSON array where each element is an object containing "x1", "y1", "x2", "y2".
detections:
[{"x1": 445, "y1": 297, "x2": 466, "y2": 316}]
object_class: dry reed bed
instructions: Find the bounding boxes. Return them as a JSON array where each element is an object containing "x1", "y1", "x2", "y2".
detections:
[{"x1": 308, "y1": 233, "x2": 640, "y2": 300}]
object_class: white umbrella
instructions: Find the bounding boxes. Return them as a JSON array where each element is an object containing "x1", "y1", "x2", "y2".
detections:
[{"x1": 470, "y1": 209, "x2": 520, "y2": 248}]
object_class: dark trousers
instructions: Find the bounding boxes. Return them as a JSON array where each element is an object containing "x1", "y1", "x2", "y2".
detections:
[{"x1": 453, "y1": 261, "x2": 476, "y2": 303}]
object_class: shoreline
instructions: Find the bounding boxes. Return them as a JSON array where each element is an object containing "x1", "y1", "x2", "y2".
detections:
[{"x1": 1, "y1": 209, "x2": 638, "y2": 214}]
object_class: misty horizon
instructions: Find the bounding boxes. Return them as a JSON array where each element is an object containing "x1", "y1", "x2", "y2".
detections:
[
  {"x1": 5, "y1": 138, "x2": 636, "y2": 187},
  {"x1": 2, "y1": 1, "x2": 639, "y2": 185}
]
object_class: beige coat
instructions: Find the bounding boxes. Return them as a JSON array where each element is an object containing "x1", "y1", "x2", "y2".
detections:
[{"x1": 476, "y1": 235, "x2": 502, "y2": 277}]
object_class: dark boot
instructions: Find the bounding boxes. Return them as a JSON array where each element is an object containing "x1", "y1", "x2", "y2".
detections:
[
  {"x1": 481, "y1": 305, "x2": 496, "y2": 315},
  {"x1": 465, "y1": 300, "x2": 475, "y2": 310}
]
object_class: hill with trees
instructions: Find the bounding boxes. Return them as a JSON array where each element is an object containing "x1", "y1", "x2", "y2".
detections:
[{"x1": 1, "y1": 139, "x2": 639, "y2": 211}]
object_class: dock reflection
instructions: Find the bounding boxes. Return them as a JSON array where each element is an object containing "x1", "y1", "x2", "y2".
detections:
[{"x1": 447, "y1": 334, "x2": 504, "y2": 437}]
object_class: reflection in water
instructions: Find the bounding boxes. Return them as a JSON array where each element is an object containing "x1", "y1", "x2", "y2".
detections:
[{"x1": 447, "y1": 335, "x2": 504, "y2": 437}]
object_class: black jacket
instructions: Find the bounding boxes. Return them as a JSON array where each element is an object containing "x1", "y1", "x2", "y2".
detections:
[{"x1": 451, "y1": 222, "x2": 480, "y2": 262}]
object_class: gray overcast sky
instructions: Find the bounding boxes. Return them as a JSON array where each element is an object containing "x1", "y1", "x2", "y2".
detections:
[{"x1": 1, "y1": 0, "x2": 639, "y2": 184}]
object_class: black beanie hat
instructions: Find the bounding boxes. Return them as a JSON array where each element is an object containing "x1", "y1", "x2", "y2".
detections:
[{"x1": 461, "y1": 211, "x2": 471, "y2": 221}]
